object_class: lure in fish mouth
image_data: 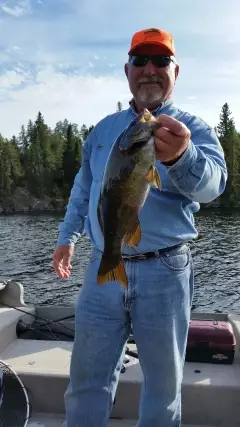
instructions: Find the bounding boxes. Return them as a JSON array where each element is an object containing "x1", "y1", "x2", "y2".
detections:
[
  {"x1": 139, "y1": 108, "x2": 159, "y2": 123},
  {"x1": 96, "y1": 109, "x2": 162, "y2": 289}
]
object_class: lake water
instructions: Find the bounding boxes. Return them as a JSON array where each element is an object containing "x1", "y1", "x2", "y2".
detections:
[{"x1": 1, "y1": 209, "x2": 240, "y2": 313}]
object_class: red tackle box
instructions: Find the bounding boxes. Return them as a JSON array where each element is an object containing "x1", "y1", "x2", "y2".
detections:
[{"x1": 185, "y1": 319, "x2": 236, "y2": 364}]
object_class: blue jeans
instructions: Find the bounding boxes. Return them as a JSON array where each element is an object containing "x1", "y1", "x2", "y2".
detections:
[{"x1": 63, "y1": 243, "x2": 194, "y2": 427}]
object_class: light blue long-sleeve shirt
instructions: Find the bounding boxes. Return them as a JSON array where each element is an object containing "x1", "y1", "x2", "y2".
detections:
[{"x1": 57, "y1": 98, "x2": 227, "y2": 254}]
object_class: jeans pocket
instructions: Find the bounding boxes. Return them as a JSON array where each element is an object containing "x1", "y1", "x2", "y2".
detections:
[{"x1": 160, "y1": 244, "x2": 190, "y2": 271}]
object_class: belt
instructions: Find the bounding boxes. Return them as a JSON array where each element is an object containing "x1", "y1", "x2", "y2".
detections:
[{"x1": 122, "y1": 243, "x2": 186, "y2": 261}]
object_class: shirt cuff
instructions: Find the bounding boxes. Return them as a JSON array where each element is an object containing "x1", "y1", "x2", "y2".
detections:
[
  {"x1": 56, "y1": 233, "x2": 79, "y2": 247},
  {"x1": 164, "y1": 140, "x2": 198, "y2": 181}
]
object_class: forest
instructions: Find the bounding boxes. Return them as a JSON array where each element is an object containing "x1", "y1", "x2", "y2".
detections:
[{"x1": 0, "y1": 101, "x2": 239, "y2": 212}]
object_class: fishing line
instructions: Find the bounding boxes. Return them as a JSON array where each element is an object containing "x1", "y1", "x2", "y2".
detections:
[
  {"x1": 0, "y1": 302, "x2": 139, "y2": 359},
  {"x1": 0, "y1": 302, "x2": 75, "y2": 334}
]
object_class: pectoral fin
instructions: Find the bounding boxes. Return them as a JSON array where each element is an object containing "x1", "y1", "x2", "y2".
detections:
[
  {"x1": 124, "y1": 218, "x2": 141, "y2": 247},
  {"x1": 145, "y1": 165, "x2": 162, "y2": 190}
]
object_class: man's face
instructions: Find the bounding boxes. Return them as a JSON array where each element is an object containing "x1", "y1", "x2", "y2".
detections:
[{"x1": 125, "y1": 47, "x2": 179, "y2": 111}]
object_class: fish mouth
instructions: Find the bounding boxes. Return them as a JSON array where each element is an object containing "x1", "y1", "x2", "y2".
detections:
[{"x1": 139, "y1": 109, "x2": 158, "y2": 124}]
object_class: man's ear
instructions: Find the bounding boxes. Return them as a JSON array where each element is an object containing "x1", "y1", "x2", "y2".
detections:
[
  {"x1": 124, "y1": 63, "x2": 129, "y2": 78},
  {"x1": 175, "y1": 64, "x2": 179, "y2": 80}
]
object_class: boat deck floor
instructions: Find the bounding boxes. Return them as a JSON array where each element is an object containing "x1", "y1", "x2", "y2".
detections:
[
  {"x1": 28, "y1": 413, "x2": 218, "y2": 427},
  {"x1": 2, "y1": 338, "x2": 240, "y2": 388}
]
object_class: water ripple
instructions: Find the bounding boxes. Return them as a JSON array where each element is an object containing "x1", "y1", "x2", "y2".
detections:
[{"x1": 1, "y1": 210, "x2": 240, "y2": 313}]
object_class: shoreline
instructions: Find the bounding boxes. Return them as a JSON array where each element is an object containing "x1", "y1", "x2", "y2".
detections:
[
  {"x1": 1, "y1": 203, "x2": 239, "y2": 217},
  {"x1": 0, "y1": 188, "x2": 238, "y2": 216}
]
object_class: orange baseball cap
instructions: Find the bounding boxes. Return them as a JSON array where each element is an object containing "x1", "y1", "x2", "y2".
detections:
[{"x1": 128, "y1": 28, "x2": 175, "y2": 56}]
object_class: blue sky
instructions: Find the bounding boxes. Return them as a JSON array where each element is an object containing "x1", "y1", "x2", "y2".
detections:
[{"x1": 0, "y1": 0, "x2": 239, "y2": 138}]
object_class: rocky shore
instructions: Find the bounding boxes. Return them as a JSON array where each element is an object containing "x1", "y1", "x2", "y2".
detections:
[{"x1": 0, "y1": 188, "x2": 66, "y2": 214}]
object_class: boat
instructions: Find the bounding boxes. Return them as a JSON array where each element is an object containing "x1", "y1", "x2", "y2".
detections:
[{"x1": 0, "y1": 279, "x2": 239, "y2": 427}]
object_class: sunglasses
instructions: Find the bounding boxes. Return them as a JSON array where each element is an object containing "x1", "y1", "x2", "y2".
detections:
[{"x1": 129, "y1": 55, "x2": 175, "y2": 68}]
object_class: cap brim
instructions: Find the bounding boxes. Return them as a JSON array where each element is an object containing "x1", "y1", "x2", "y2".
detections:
[{"x1": 128, "y1": 42, "x2": 174, "y2": 56}]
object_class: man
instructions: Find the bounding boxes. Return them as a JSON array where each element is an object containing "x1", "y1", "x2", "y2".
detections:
[{"x1": 52, "y1": 28, "x2": 227, "y2": 427}]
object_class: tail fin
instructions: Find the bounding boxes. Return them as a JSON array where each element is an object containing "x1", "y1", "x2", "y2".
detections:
[{"x1": 97, "y1": 255, "x2": 128, "y2": 288}]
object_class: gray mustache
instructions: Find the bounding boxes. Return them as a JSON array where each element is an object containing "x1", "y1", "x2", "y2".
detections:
[{"x1": 137, "y1": 77, "x2": 163, "y2": 84}]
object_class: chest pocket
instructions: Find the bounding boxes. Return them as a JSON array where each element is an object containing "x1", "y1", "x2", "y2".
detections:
[
  {"x1": 90, "y1": 123, "x2": 126, "y2": 183},
  {"x1": 89, "y1": 112, "x2": 137, "y2": 183},
  {"x1": 90, "y1": 141, "x2": 112, "y2": 183}
]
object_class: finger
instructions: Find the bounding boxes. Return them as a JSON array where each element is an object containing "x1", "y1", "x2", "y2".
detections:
[
  {"x1": 154, "y1": 137, "x2": 170, "y2": 154},
  {"x1": 52, "y1": 253, "x2": 63, "y2": 272},
  {"x1": 154, "y1": 127, "x2": 172, "y2": 144},
  {"x1": 52, "y1": 259, "x2": 65, "y2": 278},
  {"x1": 155, "y1": 127, "x2": 184, "y2": 144},
  {"x1": 62, "y1": 254, "x2": 71, "y2": 270},
  {"x1": 52, "y1": 250, "x2": 62, "y2": 264},
  {"x1": 56, "y1": 265, "x2": 71, "y2": 279},
  {"x1": 52, "y1": 255, "x2": 71, "y2": 278},
  {"x1": 156, "y1": 114, "x2": 189, "y2": 137}
]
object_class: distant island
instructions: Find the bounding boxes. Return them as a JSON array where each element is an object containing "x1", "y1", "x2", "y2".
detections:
[{"x1": 0, "y1": 102, "x2": 239, "y2": 214}]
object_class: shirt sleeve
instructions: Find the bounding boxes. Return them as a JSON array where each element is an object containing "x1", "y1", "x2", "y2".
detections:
[
  {"x1": 56, "y1": 130, "x2": 94, "y2": 247},
  {"x1": 165, "y1": 126, "x2": 227, "y2": 203}
]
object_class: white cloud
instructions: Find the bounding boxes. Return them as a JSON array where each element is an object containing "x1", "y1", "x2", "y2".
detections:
[
  {"x1": 1, "y1": 64, "x2": 239, "y2": 140},
  {"x1": 0, "y1": 67, "x2": 131, "y2": 138},
  {"x1": 0, "y1": 70, "x2": 26, "y2": 88},
  {"x1": 0, "y1": 0, "x2": 239, "y2": 138},
  {"x1": 0, "y1": 0, "x2": 30, "y2": 17}
]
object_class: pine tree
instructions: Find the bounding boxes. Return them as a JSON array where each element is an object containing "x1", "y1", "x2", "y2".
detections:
[
  {"x1": 62, "y1": 124, "x2": 78, "y2": 196},
  {"x1": 54, "y1": 119, "x2": 80, "y2": 140},
  {"x1": 216, "y1": 103, "x2": 239, "y2": 204},
  {"x1": 8, "y1": 136, "x2": 23, "y2": 189},
  {"x1": 0, "y1": 137, "x2": 12, "y2": 197},
  {"x1": 80, "y1": 124, "x2": 94, "y2": 141},
  {"x1": 116, "y1": 101, "x2": 123, "y2": 112},
  {"x1": 18, "y1": 125, "x2": 28, "y2": 151}
]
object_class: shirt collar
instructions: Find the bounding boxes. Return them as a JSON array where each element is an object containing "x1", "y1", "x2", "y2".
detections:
[{"x1": 128, "y1": 97, "x2": 173, "y2": 117}]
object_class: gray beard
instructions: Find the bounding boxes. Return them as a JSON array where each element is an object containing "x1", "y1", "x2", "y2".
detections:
[{"x1": 137, "y1": 87, "x2": 164, "y2": 106}]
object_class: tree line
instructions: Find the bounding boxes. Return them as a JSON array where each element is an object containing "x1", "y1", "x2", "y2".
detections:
[
  {"x1": 0, "y1": 114, "x2": 94, "y2": 201},
  {"x1": 0, "y1": 101, "x2": 239, "y2": 206}
]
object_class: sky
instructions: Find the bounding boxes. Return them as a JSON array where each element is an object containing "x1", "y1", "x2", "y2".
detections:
[{"x1": 0, "y1": 0, "x2": 239, "y2": 138}]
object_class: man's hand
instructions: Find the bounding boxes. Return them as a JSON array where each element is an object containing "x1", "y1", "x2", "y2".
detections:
[
  {"x1": 154, "y1": 114, "x2": 191, "y2": 165},
  {"x1": 52, "y1": 245, "x2": 74, "y2": 279}
]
